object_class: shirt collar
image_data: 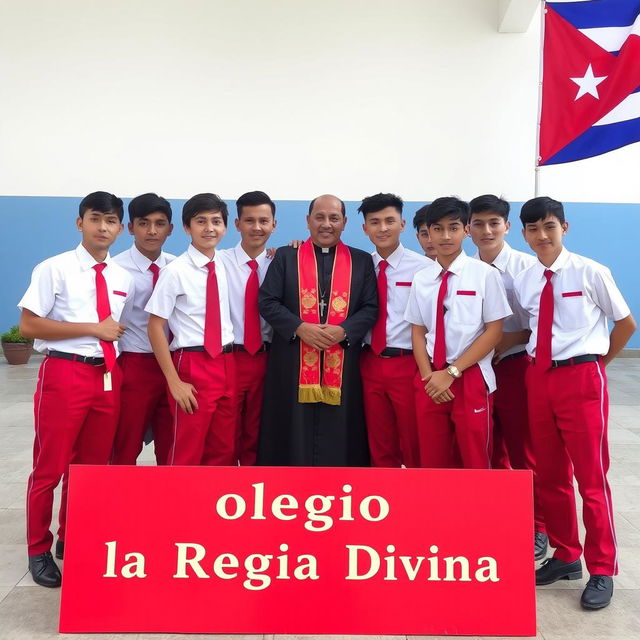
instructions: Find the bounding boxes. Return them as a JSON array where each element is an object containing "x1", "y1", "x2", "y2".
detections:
[
  {"x1": 472, "y1": 242, "x2": 511, "y2": 273},
  {"x1": 373, "y1": 243, "x2": 404, "y2": 269},
  {"x1": 435, "y1": 250, "x2": 467, "y2": 278},
  {"x1": 187, "y1": 243, "x2": 216, "y2": 268},
  {"x1": 534, "y1": 246, "x2": 570, "y2": 277},
  {"x1": 129, "y1": 243, "x2": 170, "y2": 272},
  {"x1": 75, "y1": 243, "x2": 111, "y2": 272},
  {"x1": 233, "y1": 242, "x2": 267, "y2": 268}
]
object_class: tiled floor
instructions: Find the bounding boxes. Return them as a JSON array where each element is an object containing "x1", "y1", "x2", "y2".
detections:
[{"x1": 1, "y1": 356, "x2": 639, "y2": 639}]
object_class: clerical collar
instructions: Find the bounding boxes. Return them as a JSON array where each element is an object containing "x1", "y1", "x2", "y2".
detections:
[{"x1": 313, "y1": 243, "x2": 336, "y2": 255}]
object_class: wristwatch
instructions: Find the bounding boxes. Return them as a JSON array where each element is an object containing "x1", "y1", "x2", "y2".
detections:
[{"x1": 446, "y1": 364, "x2": 462, "y2": 379}]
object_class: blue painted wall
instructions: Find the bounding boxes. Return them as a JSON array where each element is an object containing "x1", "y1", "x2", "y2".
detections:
[{"x1": 1, "y1": 196, "x2": 638, "y2": 347}]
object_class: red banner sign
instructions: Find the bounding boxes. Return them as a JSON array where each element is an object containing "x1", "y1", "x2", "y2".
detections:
[{"x1": 59, "y1": 466, "x2": 535, "y2": 635}]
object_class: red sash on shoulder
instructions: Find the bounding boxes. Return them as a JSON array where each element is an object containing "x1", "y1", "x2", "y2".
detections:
[{"x1": 297, "y1": 239, "x2": 352, "y2": 405}]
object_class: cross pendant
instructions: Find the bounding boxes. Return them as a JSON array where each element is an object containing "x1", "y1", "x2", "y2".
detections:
[{"x1": 319, "y1": 298, "x2": 327, "y2": 317}]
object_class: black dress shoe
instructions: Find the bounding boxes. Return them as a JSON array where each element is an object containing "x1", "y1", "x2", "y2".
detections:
[
  {"x1": 55, "y1": 540, "x2": 64, "y2": 560},
  {"x1": 536, "y1": 557, "x2": 582, "y2": 585},
  {"x1": 534, "y1": 532, "x2": 549, "y2": 561},
  {"x1": 581, "y1": 575, "x2": 613, "y2": 610},
  {"x1": 28, "y1": 552, "x2": 62, "y2": 588}
]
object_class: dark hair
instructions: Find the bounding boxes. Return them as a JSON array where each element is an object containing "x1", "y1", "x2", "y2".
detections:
[
  {"x1": 412, "y1": 204, "x2": 429, "y2": 230},
  {"x1": 236, "y1": 191, "x2": 276, "y2": 218},
  {"x1": 357, "y1": 193, "x2": 403, "y2": 218},
  {"x1": 182, "y1": 193, "x2": 228, "y2": 227},
  {"x1": 79, "y1": 191, "x2": 124, "y2": 221},
  {"x1": 308, "y1": 195, "x2": 346, "y2": 217},
  {"x1": 520, "y1": 196, "x2": 565, "y2": 226},
  {"x1": 469, "y1": 194, "x2": 510, "y2": 221},
  {"x1": 425, "y1": 197, "x2": 470, "y2": 227},
  {"x1": 128, "y1": 193, "x2": 172, "y2": 223}
]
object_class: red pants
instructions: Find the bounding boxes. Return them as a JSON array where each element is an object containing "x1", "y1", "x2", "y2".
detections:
[
  {"x1": 111, "y1": 352, "x2": 172, "y2": 465},
  {"x1": 415, "y1": 364, "x2": 493, "y2": 469},
  {"x1": 493, "y1": 353, "x2": 545, "y2": 533},
  {"x1": 232, "y1": 350, "x2": 268, "y2": 465},
  {"x1": 527, "y1": 359, "x2": 617, "y2": 576},
  {"x1": 361, "y1": 350, "x2": 420, "y2": 467},
  {"x1": 27, "y1": 356, "x2": 121, "y2": 555},
  {"x1": 168, "y1": 350, "x2": 236, "y2": 466}
]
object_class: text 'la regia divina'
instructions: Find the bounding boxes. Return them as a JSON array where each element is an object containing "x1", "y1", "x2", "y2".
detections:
[{"x1": 103, "y1": 541, "x2": 500, "y2": 591}]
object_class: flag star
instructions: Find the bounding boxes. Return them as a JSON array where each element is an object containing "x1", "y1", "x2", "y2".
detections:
[{"x1": 570, "y1": 63, "x2": 607, "y2": 100}]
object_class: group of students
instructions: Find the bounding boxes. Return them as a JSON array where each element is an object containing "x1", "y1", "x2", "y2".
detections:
[{"x1": 16, "y1": 189, "x2": 635, "y2": 614}]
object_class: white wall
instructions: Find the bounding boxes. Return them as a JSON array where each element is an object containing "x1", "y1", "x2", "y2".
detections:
[{"x1": 0, "y1": 0, "x2": 638, "y2": 203}]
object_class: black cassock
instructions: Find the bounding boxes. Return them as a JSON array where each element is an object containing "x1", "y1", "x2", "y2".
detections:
[{"x1": 257, "y1": 243, "x2": 378, "y2": 466}]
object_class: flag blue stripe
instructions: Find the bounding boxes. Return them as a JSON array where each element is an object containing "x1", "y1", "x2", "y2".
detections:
[
  {"x1": 548, "y1": 0, "x2": 640, "y2": 29},
  {"x1": 543, "y1": 116, "x2": 640, "y2": 165}
]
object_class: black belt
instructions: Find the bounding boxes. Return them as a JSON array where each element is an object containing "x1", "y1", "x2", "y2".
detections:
[
  {"x1": 364, "y1": 345, "x2": 413, "y2": 358},
  {"x1": 48, "y1": 350, "x2": 105, "y2": 366},
  {"x1": 499, "y1": 350, "x2": 527, "y2": 362},
  {"x1": 179, "y1": 343, "x2": 234, "y2": 354},
  {"x1": 533, "y1": 354, "x2": 599, "y2": 368},
  {"x1": 232, "y1": 343, "x2": 270, "y2": 353}
]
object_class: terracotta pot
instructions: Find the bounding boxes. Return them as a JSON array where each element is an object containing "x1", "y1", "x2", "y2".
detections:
[{"x1": 1, "y1": 341, "x2": 33, "y2": 365}]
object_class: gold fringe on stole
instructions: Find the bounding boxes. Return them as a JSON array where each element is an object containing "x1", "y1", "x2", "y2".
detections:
[
  {"x1": 321, "y1": 386, "x2": 341, "y2": 406},
  {"x1": 299, "y1": 384, "x2": 324, "y2": 403}
]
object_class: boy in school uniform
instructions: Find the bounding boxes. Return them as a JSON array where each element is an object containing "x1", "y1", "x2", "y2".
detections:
[
  {"x1": 218, "y1": 191, "x2": 276, "y2": 465},
  {"x1": 413, "y1": 205, "x2": 438, "y2": 260},
  {"x1": 404, "y1": 196, "x2": 511, "y2": 469},
  {"x1": 514, "y1": 196, "x2": 636, "y2": 610},
  {"x1": 359, "y1": 193, "x2": 431, "y2": 467},
  {"x1": 18, "y1": 191, "x2": 133, "y2": 587},
  {"x1": 146, "y1": 193, "x2": 236, "y2": 466},
  {"x1": 111, "y1": 193, "x2": 176, "y2": 465},
  {"x1": 468, "y1": 194, "x2": 548, "y2": 560}
]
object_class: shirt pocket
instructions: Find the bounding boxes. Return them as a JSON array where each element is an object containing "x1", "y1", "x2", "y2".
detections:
[
  {"x1": 555, "y1": 291, "x2": 589, "y2": 330},
  {"x1": 449, "y1": 290, "x2": 483, "y2": 327},
  {"x1": 108, "y1": 289, "x2": 128, "y2": 320}
]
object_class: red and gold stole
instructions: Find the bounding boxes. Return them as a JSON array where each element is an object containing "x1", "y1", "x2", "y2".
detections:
[{"x1": 297, "y1": 238, "x2": 352, "y2": 405}]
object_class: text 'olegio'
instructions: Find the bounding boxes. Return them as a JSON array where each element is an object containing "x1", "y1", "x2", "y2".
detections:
[{"x1": 101, "y1": 482, "x2": 499, "y2": 590}]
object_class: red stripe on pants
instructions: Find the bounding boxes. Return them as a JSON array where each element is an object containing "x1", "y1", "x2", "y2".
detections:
[
  {"x1": 414, "y1": 364, "x2": 493, "y2": 469},
  {"x1": 111, "y1": 352, "x2": 173, "y2": 465},
  {"x1": 526, "y1": 360, "x2": 617, "y2": 575},
  {"x1": 168, "y1": 350, "x2": 236, "y2": 466},
  {"x1": 27, "y1": 357, "x2": 121, "y2": 555},
  {"x1": 493, "y1": 354, "x2": 546, "y2": 533},
  {"x1": 360, "y1": 350, "x2": 420, "y2": 467},
  {"x1": 232, "y1": 350, "x2": 268, "y2": 466}
]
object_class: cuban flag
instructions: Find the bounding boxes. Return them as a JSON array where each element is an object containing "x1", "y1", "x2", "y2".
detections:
[{"x1": 539, "y1": 0, "x2": 640, "y2": 165}]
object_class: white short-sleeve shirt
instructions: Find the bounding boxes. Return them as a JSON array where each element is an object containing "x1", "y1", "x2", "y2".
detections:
[
  {"x1": 473, "y1": 242, "x2": 536, "y2": 361},
  {"x1": 403, "y1": 251, "x2": 512, "y2": 392},
  {"x1": 113, "y1": 244, "x2": 176, "y2": 353},
  {"x1": 364, "y1": 243, "x2": 432, "y2": 350},
  {"x1": 144, "y1": 243, "x2": 234, "y2": 350},
  {"x1": 513, "y1": 248, "x2": 631, "y2": 360},
  {"x1": 17, "y1": 243, "x2": 134, "y2": 357},
  {"x1": 218, "y1": 243, "x2": 273, "y2": 345}
]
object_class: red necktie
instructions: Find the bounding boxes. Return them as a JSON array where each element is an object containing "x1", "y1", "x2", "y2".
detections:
[
  {"x1": 433, "y1": 270, "x2": 451, "y2": 370},
  {"x1": 535, "y1": 269, "x2": 554, "y2": 370},
  {"x1": 204, "y1": 261, "x2": 222, "y2": 357},
  {"x1": 93, "y1": 263, "x2": 117, "y2": 371},
  {"x1": 370, "y1": 260, "x2": 388, "y2": 355},
  {"x1": 148, "y1": 262, "x2": 160, "y2": 288},
  {"x1": 244, "y1": 259, "x2": 262, "y2": 355}
]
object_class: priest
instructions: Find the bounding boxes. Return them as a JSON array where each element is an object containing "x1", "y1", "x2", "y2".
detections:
[{"x1": 258, "y1": 194, "x2": 378, "y2": 466}]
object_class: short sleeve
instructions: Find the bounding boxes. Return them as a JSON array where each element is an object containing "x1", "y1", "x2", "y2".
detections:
[
  {"x1": 17, "y1": 261, "x2": 59, "y2": 317},
  {"x1": 482, "y1": 268, "x2": 512, "y2": 323},
  {"x1": 589, "y1": 267, "x2": 631, "y2": 322},
  {"x1": 403, "y1": 280, "x2": 426, "y2": 327},
  {"x1": 145, "y1": 268, "x2": 180, "y2": 319}
]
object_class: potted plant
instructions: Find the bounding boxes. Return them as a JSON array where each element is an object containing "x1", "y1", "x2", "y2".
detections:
[{"x1": 1, "y1": 325, "x2": 34, "y2": 365}]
